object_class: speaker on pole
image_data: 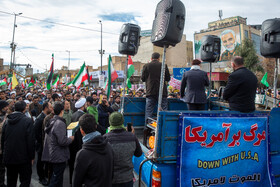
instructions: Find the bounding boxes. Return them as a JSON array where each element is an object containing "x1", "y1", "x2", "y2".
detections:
[
  {"x1": 261, "y1": 18, "x2": 280, "y2": 58},
  {"x1": 151, "y1": 0, "x2": 185, "y2": 47},
  {"x1": 118, "y1": 23, "x2": 141, "y2": 56},
  {"x1": 200, "y1": 35, "x2": 221, "y2": 62}
]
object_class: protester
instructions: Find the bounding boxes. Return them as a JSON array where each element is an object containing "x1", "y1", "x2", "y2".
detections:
[
  {"x1": 86, "y1": 96, "x2": 98, "y2": 124},
  {"x1": 141, "y1": 52, "x2": 170, "y2": 124},
  {"x1": 42, "y1": 101, "x2": 74, "y2": 187},
  {"x1": 29, "y1": 94, "x2": 43, "y2": 117},
  {"x1": 63, "y1": 100, "x2": 73, "y2": 126},
  {"x1": 51, "y1": 93, "x2": 60, "y2": 104},
  {"x1": 64, "y1": 91, "x2": 75, "y2": 112},
  {"x1": 111, "y1": 95, "x2": 121, "y2": 112},
  {"x1": 91, "y1": 91, "x2": 99, "y2": 106},
  {"x1": 33, "y1": 101, "x2": 53, "y2": 186},
  {"x1": 72, "y1": 114, "x2": 114, "y2": 187},
  {"x1": 0, "y1": 100, "x2": 9, "y2": 187},
  {"x1": 69, "y1": 98, "x2": 87, "y2": 185},
  {"x1": 104, "y1": 112, "x2": 142, "y2": 187},
  {"x1": 180, "y1": 59, "x2": 209, "y2": 110},
  {"x1": 2, "y1": 101, "x2": 35, "y2": 187},
  {"x1": 223, "y1": 56, "x2": 258, "y2": 112},
  {"x1": 98, "y1": 94, "x2": 114, "y2": 132}
]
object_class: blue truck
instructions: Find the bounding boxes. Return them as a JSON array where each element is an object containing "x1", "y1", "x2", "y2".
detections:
[{"x1": 123, "y1": 97, "x2": 280, "y2": 187}]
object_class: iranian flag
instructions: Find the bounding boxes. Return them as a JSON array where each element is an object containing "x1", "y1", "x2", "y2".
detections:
[
  {"x1": 127, "y1": 56, "x2": 135, "y2": 89},
  {"x1": 52, "y1": 76, "x2": 59, "y2": 88},
  {"x1": 0, "y1": 77, "x2": 7, "y2": 86},
  {"x1": 28, "y1": 76, "x2": 35, "y2": 88},
  {"x1": 104, "y1": 55, "x2": 118, "y2": 98},
  {"x1": 21, "y1": 82, "x2": 25, "y2": 89},
  {"x1": 47, "y1": 54, "x2": 54, "y2": 90},
  {"x1": 71, "y1": 62, "x2": 88, "y2": 89}
]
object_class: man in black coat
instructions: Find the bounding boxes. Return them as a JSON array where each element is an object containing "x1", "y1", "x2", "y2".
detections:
[
  {"x1": 33, "y1": 101, "x2": 53, "y2": 186},
  {"x1": 223, "y1": 56, "x2": 258, "y2": 113},
  {"x1": 73, "y1": 114, "x2": 114, "y2": 187},
  {"x1": 69, "y1": 98, "x2": 87, "y2": 185},
  {"x1": 97, "y1": 94, "x2": 114, "y2": 131},
  {"x1": 180, "y1": 59, "x2": 209, "y2": 110},
  {"x1": 1, "y1": 101, "x2": 35, "y2": 187},
  {"x1": 141, "y1": 52, "x2": 170, "y2": 124}
]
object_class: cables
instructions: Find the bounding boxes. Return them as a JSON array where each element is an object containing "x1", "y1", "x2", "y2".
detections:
[
  {"x1": 17, "y1": 48, "x2": 46, "y2": 70},
  {"x1": 0, "y1": 10, "x2": 119, "y2": 35}
]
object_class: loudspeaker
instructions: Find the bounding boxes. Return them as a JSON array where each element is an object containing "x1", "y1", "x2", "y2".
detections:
[
  {"x1": 200, "y1": 35, "x2": 221, "y2": 62},
  {"x1": 261, "y1": 18, "x2": 280, "y2": 58},
  {"x1": 118, "y1": 23, "x2": 141, "y2": 56},
  {"x1": 151, "y1": 0, "x2": 185, "y2": 47}
]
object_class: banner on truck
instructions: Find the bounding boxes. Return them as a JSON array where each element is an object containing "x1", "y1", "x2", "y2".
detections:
[{"x1": 177, "y1": 113, "x2": 272, "y2": 187}]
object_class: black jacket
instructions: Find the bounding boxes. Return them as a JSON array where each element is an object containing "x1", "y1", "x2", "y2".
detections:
[
  {"x1": 180, "y1": 68, "x2": 209, "y2": 104},
  {"x1": 71, "y1": 110, "x2": 85, "y2": 123},
  {"x1": 97, "y1": 104, "x2": 114, "y2": 129},
  {"x1": 104, "y1": 129, "x2": 142, "y2": 184},
  {"x1": 141, "y1": 60, "x2": 170, "y2": 97},
  {"x1": 34, "y1": 112, "x2": 46, "y2": 152},
  {"x1": 1, "y1": 112, "x2": 35, "y2": 165},
  {"x1": 72, "y1": 135, "x2": 114, "y2": 187},
  {"x1": 223, "y1": 67, "x2": 258, "y2": 113}
]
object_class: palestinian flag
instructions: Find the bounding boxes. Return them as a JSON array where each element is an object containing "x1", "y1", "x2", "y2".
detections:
[
  {"x1": 126, "y1": 56, "x2": 135, "y2": 89},
  {"x1": 71, "y1": 62, "x2": 88, "y2": 89},
  {"x1": 104, "y1": 55, "x2": 118, "y2": 98},
  {"x1": 0, "y1": 77, "x2": 7, "y2": 86},
  {"x1": 28, "y1": 76, "x2": 35, "y2": 88},
  {"x1": 52, "y1": 75, "x2": 59, "y2": 88},
  {"x1": 47, "y1": 54, "x2": 54, "y2": 90}
]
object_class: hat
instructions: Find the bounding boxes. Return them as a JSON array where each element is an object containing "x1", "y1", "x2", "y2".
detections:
[
  {"x1": 24, "y1": 100, "x2": 31, "y2": 104},
  {"x1": 26, "y1": 93, "x2": 32, "y2": 98},
  {"x1": 109, "y1": 112, "x2": 124, "y2": 127},
  {"x1": 0, "y1": 100, "x2": 9, "y2": 110},
  {"x1": 75, "y1": 98, "x2": 86, "y2": 109},
  {"x1": 57, "y1": 93, "x2": 62, "y2": 97},
  {"x1": 10, "y1": 91, "x2": 16, "y2": 96}
]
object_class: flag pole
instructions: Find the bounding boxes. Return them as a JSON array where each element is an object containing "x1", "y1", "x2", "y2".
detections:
[
  {"x1": 121, "y1": 55, "x2": 129, "y2": 114},
  {"x1": 273, "y1": 58, "x2": 279, "y2": 108}
]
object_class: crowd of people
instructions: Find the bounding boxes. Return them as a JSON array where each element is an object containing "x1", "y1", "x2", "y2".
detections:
[{"x1": 0, "y1": 87, "x2": 143, "y2": 187}]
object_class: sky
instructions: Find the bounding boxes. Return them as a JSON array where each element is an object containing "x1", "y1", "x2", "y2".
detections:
[{"x1": 0, "y1": 0, "x2": 279, "y2": 73}]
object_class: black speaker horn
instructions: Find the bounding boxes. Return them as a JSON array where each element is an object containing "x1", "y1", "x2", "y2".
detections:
[
  {"x1": 151, "y1": 0, "x2": 185, "y2": 47},
  {"x1": 118, "y1": 23, "x2": 141, "y2": 56},
  {"x1": 261, "y1": 18, "x2": 280, "y2": 58},
  {"x1": 200, "y1": 35, "x2": 221, "y2": 62}
]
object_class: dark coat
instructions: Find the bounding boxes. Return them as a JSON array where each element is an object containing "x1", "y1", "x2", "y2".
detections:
[
  {"x1": 42, "y1": 115, "x2": 72, "y2": 163},
  {"x1": 33, "y1": 112, "x2": 46, "y2": 152},
  {"x1": 29, "y1": 102, "x2": 43, "y2": 117},
  {"x1": 180, "y1": 69, "x2": 209, "y2": 104},
  {"x1": 72, "y1": 135, "x2": 114, "y2": 187},
  {"x1": 97, "y1": 104, "x2": 114, "y2": 129},
  {"x1": 104, "y1": 129, "x2": 142, "y2": 184},
  {"x1": 141, "y1": 60, "x2": 171, "y2": 97},
  {"x1": 71, "y1": 110, "x2": 85, "y2": 123},
  {"x1": 1, "y1": 112, "x2": 35, "y2": 165},
  {"x1": 223, "y1": 67, "x2": 258, "y2": 113}
]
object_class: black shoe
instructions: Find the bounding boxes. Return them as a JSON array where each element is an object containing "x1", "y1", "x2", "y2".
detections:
[{"x1": 39, "y1": 178, "x2": 48, "y2": 186}]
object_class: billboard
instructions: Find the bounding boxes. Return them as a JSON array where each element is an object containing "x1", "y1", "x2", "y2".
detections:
[{"x1": 195, "y1": 25, "x2": 241, "y2": 61}]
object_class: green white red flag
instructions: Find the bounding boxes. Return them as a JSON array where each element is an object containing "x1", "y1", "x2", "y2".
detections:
[
  {"x1": 126, "y1": 56, "x2": 135, "y2": 89},
  {"x1": 52, "y1": 75, "x2": 59, "y2": 88},
  {"x1": 47, "y1": 54, "x2": 54, "y2": 90},
  {"x1": 71, "y1": 62, "x2": 88, "y2": 89},
  {"x1": 104, "y1": 55, "x2": 118, "y2": 98}
]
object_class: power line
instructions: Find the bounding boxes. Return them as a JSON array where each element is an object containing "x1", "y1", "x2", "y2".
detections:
[
  {"x1": 0, "y1": 10, "x2": 119, "y2": 35},
  {"x1": 17, "y1": 48, "x2": 46, "y2": 70}
]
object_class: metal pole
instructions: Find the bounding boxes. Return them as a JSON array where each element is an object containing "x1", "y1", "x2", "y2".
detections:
[
  {"x1": 154, "y1": 45, "x2": 167, "y2": 159},
  {"x1": 208, "y1": 62, "x2": 212, "y2": 110},
  {"x1": 10, "y1": 13, "x2": 22, "y2": 70},
  {"x1": 100, "y1": 20, "x2": 103, "y2": 74},
  {"x1": 66, "y1": 50, "x2": 71, "y2": 81},
  {"x1": 273, "y1": 58, "x2": 279, "y2": 108},
  {"x1": 121, "y1": 55, "x2": 129, "y2": 113}
]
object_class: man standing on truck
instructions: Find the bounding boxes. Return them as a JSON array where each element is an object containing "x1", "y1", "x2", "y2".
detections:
[
  {"x1": 180, "y1": 59, "x2": 209, "y2": 110},
  {"x1": 141, "y1": 52, "x2": 171, "y2": 124},
  {"x1": 223, "y1": 56, "x2": 258, "y2": 113}
]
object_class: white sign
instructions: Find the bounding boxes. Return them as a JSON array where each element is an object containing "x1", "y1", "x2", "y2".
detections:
[{"x1": 99, "y1": 74, "x2": 105, "y2": 88}]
